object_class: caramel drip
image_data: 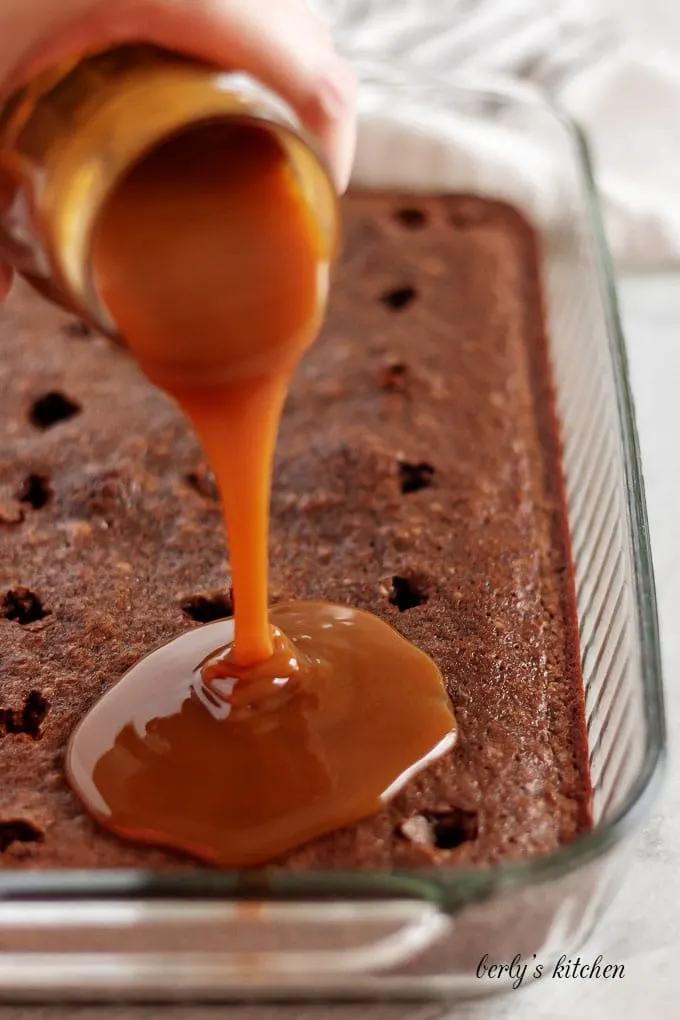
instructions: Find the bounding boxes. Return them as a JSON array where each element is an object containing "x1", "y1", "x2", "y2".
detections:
[{"x1": 66, "y1": 120, "x2": 456, "y2": 866}]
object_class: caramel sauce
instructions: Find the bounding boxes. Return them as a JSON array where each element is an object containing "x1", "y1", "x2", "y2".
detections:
[
  {"x1": 68, "y1": 603, "x2": 454, "y2": 867},
  {"x1": 66, "y1": 121, "x2": 456, "y2": 866}
]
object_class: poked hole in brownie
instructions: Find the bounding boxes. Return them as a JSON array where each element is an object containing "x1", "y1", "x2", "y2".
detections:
[
  {"x1": 0, "y1": 587, "x2": 50, "y2": 625},
  {"x1": 0, "y1": 820, "x2": 44, "y2": 853},
  {"x1": 399, "y1": 807, "x2": 479, "y2": 850},
  {"x1": 388, "y1": 574, "x2": 429, "y2": 612},
  {"x1": 181, "y1": 589, "x2": 234, "y2": 623},
  {"x1": 0, "y1": 690, "x2": 49, "y2": 740},
  {"x1": 185, "y1": 465, "x2": 219, "y2": 501},
  {"x1": 16, "y1": 472, "x2": 52, "y2": 510},
  {"x1": 29, "y1": 391, "x2": 82, "y2": 430},
  {"x1": 380, "y1": 285, "x2": 418, "y2": 311},
  {"x1": 398, "y1": 461, "x2": 435, "y2": 494},
  {"x1": 377, "y1": 360, "x2": 409, "y2": 393},
  {"x1": 394, "y1": 207, "x2": 429, "y2": 230}
]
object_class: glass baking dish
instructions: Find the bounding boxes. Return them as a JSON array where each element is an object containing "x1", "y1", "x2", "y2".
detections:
[{"x1": 0, "y1": 65, "x2": 666, "y2": 1003}]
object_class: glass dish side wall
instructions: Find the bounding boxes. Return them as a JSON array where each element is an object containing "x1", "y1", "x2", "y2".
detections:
[{"x1": 0, "y1": 73, "x2": 665, "y2": 1002}]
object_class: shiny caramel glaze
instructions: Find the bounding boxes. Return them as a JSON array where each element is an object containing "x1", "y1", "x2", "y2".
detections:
[
  {"x1": 65, "y1": 120, "x2": 456, "y2": 866},
  {"x1": 66, "y1": 603, "x2": 455, "y2": 867}
]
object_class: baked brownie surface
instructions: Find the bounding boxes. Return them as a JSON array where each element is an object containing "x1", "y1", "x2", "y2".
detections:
[{"x1": 0, "y1": 193, "x2": 591, "y2": 871}]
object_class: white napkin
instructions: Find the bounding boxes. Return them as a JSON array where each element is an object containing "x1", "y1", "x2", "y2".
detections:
[{"x1": 311, "y1": 0, "x2": 680, "y2": 269}]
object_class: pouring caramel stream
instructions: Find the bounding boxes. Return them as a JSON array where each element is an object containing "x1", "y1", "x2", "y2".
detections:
[
  {"x1": 66, "y1": 120, "x2": 456, "y2": 866},
  {"x1": 94, "y1": 124, "x2": 325, "y2": 664}
]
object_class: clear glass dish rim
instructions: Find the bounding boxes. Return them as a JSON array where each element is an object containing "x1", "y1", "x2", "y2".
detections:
[{"x1": 0, "y1": 68, "x2": 666, "y2": 909}]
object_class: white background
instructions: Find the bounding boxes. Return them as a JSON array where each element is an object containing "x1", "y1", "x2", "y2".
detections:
[{"x1": 615, "y1": 0, "x2": 680, "y2": 45}]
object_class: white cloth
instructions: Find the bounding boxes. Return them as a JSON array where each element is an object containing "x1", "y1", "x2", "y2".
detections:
[{"x1": 311, "y1": 0, "x2": 680, "y2": 269}]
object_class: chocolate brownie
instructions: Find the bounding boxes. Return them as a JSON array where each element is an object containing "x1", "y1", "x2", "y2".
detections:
[{"x1": 0, "y1": 193, "x2": 591, "y2": 870}]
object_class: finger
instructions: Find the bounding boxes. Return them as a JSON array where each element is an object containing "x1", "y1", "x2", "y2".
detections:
[{"x1": 3, "y1": 0, "x2": 357, "y2": 192}]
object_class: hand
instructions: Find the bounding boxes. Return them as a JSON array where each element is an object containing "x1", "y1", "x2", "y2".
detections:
[{"x1": 0, "y1": 0, "x2": 357, "y2": 302}]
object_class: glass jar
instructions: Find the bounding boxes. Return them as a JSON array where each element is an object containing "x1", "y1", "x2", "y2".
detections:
[{"x1": 0, "y1": 45, "x2": 339, "y2": 336}]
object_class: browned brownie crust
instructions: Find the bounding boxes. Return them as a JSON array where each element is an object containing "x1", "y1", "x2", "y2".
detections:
[{"x1": 0, "y1": 193, "x2": 591, "y2": 871}]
